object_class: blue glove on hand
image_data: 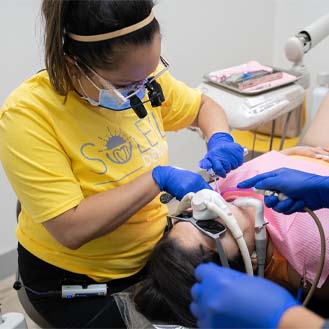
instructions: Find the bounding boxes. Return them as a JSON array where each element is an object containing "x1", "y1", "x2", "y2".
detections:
[
  {"x1": 190, "y1": 263, "x2": 300, "y2": 329},
  {"x1": 152, "y1": 166, "x2": 212, "y2": 201},
  {"x1": 237, "y1": 167, "x2": 329, "y2": 214},
  {"x1": 199, "y1": 132, "x2": 244, "y2": 178}
]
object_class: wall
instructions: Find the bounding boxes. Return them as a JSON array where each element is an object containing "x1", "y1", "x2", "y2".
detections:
[
  {"x1": 155, "y1": 0, "x2": 275, "y2": 170},
  {"x1": 0, "y1": 0, "x2": 43, "y2": 260},
  {"x1": 1, "y1": 0, "x2": 302, "y2": 267},
  {"x1": 273, "y1": 0, "x2": 329, "y2": 128}
]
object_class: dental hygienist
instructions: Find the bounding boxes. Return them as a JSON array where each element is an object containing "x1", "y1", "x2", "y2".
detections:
[
  {"x1": 190, "y1": 168, "x2": 329, "y2": 329},
  {"x1": 0, "y1": 0, "x2": 244, "y2": 328}
]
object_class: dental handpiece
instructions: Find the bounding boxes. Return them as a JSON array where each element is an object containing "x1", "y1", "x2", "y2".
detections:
[
  {"x1": 253, "y1": 188, "x2": 288, "y2": 201},
  {"x1": 208, "y1": 147, "x2": 249, "y2": 193},
  {"x1": 207, "y1": 168, "x2": 220, "y2": 193},
  {"x1": 254, "y1": 188, "x2": 325, "y2": 305}
]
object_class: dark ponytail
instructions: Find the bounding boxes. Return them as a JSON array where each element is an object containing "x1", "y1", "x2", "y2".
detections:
[
  {"x1": 42, "y1": 0, "x2": 71, "y2": 96},
  {"x1": 41, "y1": 0, "x2": 160, "y2": 96}
]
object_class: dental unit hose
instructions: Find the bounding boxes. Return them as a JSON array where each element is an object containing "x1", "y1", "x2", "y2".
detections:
[
  {"x1": 254, "y1": 188, "x2": 326, "y2": 306},
  {"x1": 231, "y1": 197, "x2": 267, "y2": 277},
  {"x1": 191, "y1": 190, "x2": 254, "y2": 276},
  {"x1": 204, "y1": 201, "x2": 254, "y2": 276}
]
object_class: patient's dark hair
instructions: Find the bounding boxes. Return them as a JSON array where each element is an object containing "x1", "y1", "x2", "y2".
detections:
[{"x1": 134, "y1": 236, "x2": 245, "y2": 328}]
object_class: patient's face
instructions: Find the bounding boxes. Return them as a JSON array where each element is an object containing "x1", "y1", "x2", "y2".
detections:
[{"x1": 168, "y1": 202, "x2": 256, "y2": 259}]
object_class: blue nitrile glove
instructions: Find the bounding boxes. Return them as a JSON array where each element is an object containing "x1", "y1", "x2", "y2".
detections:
[
  {"x1": 190, "y1": 263, "x2": 300, "y2": 329},
  {"x1": 199, "y1": 132, "x2": 244, "y2": 178},
  {"x1": 152, "y1": 166, "x2": 212, "y2": 201},
  {"x1": 237, "y1": 167, "x2": 329, "y2": 214}
]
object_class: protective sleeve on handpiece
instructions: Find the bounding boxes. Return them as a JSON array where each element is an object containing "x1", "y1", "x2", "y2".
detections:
[
  {"x1": 152, "y1": 165, "x2": 212, "y2": 201},
  {"x1": 199, "y1": 132, "x2": 244, "y2": 178},
  {"x1": 237, "y1": 167, "x2": 329, "y2": 214},
  {"x1": 190, "y1": 263, "x2": 300, "y2": 329}
]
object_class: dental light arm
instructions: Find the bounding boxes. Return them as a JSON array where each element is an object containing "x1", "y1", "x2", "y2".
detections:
[
  {"x1": 286, "y1": 13, "x2": 329, "y2": 62},
  {"x1": 232, "y1": 198, "x2": 267, "y2": 277},
  {"x1": 285, "y1": 13, "x2": 329, "y2": 89}
]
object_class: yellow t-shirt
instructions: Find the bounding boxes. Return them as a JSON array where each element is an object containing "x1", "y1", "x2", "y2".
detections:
[{"x1": 0, "y1": 68, "x2": 202, "y2": 281}]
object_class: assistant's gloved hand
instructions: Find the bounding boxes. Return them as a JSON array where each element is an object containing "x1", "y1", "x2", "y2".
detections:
[
  {"x1": 152, "y1": 166, "x2": 212, "y2": 201},
  {"x1": 199, "y1": 132, "x2": 244, "y2": 178},
  {"x1": 237, "y1": 167, "x2": 329, "y2": 214},
  {"x1": 190, "y1": 263, "x2": 300, "y2": 329}
]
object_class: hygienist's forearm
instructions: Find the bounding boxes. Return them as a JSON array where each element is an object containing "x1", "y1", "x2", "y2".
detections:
[
  {"x1": 194, "y1": 94, "x2": 230, "y2": 139},
  {"x1": 278, "y1": 306, "x2": 325, "y2": 329},
  {"x1": 43, "y1": 171, "x2": 160, "y2": 249}
]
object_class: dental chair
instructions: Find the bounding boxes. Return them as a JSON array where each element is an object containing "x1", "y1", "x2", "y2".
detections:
[{"x1": 15, "y1": 200, "x2": 52, "y2": 329}]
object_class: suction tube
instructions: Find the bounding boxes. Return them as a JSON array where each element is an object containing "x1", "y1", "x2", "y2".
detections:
[
  {"x1": 232, "y1": 197, "x2": 267, "y2": 277},
  {"x1": 204, "y1": 201, "x2": 254, "y2": 276},
  {"x1": 254, "y1": 188, "x2": 326, "y2": 305}
]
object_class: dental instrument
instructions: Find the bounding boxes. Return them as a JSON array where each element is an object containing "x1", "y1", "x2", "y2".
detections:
[
  {"x1": 231, "y1": 197, "x2": 267, "y2": 277},
  {"x1": 253, "y1": 188, "x2": 326, "y2": 306},
  {"x1": 253, "y1": 187, "x2": 288, "y2": 201},
  {"x1": 207, "y1": 168, "x2": 220, "y2": 193},
  {"x1": 206, "y1": 147, "x2": 249, "y2": 193}
]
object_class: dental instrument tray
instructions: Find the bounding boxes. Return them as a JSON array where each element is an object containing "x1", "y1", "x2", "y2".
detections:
[{"x1": 204, "y1": 61, "x2": 302, "y2": 95}]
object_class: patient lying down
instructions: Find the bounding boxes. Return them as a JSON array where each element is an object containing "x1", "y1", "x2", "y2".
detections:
[{"x1": 133, "y1": 149, "x2": 329, "y2": 328}]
